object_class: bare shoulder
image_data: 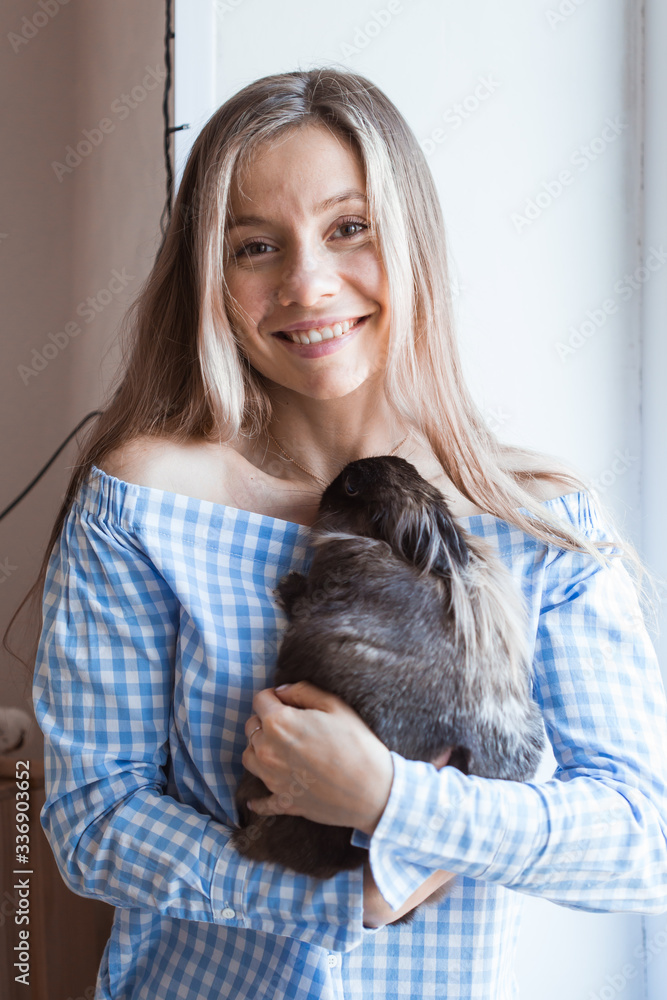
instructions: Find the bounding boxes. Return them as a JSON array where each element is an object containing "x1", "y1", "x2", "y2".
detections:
[
  {"x1": 504, "y1": 450, "x2": 582, "y2": 503},
  {"x1": 95, "y1": 434, "x2": 239, "y2": 503},
  {"x1": 96, "y1": 435, "x2": 183, "y2": 486}
]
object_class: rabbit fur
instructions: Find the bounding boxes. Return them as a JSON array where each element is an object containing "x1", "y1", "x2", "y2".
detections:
[{"x1": 232, "y1": 455, "x2": 545, "y2": 923}]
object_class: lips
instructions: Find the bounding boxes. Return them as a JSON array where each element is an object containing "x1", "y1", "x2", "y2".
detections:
[
  {"x1": 273, "y1": 314, "x2": 370, "y2": 358},
  {"x1": 274, "y1": 315, "x2": 370, "y2": 345}
]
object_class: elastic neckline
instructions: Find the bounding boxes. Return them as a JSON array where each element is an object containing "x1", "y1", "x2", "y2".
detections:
[{"x1": 88, "y1": 464, "x2": 585, "y2": 532}]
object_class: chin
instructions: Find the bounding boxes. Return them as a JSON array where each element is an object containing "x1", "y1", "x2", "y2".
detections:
[
  {"x1": 301, "y1": 359, "x2": 383, "y2": 398},
  {"x1": 301, "y1": 375, "x2": 377, "y2": 400},
  {"x1": 250, "y1": 351, "x2": 383, "y2": 399}
]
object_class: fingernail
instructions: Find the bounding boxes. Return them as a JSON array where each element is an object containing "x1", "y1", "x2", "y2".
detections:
[
  {"x1": 275, "y1": 683, "x2": 292, "y2": 691},
  {"x1": 246, "y1": 801, "x2": 254, "y2": 811}
]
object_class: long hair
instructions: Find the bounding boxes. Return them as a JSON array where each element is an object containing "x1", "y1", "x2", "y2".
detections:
[{"x1": 3, "y1": 67, "x2": 659, "y2": 679}]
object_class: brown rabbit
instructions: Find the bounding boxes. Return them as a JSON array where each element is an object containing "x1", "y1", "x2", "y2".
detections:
[{"x1": 232, "y1": 456, "x2": 545, "y2": 923}]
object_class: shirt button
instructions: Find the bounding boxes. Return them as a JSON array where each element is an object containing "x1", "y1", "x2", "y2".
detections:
[
  {"x1": 428, "y1": 815, "x2": 441, "y2": 831},
  {"x1": 221, "y1": 907, "x2": 235, "y2": 919},
  {"x1": 327, "y1": 954, "x2": 339, "y2": 968}
]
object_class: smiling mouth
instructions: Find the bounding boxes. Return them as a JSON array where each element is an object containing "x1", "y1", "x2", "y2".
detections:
[{"x1": 273, "y1": 315, "x2": 371, "y2": 345}]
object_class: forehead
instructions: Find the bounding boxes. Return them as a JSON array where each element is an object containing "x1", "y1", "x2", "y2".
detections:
[{"x1": 227, "y1": 125, "x2": 366, "y2": 220}]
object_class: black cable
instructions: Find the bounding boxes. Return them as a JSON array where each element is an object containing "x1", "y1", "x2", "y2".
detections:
[
  {"x1": 160, "y1": 0, "x2": 190, "y2": 238},
  {"x1": 0, "y1": 411, "x2": 103, "y2": 522},
  {"x1": 160, "y1": 0, "x2": 174, "y2": 237}
]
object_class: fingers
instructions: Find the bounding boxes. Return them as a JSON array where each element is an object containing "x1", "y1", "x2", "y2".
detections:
[
  {"x1": 274, "y1": 679, "x2": 346, "y2": 712},
  {"x1": 244, "y1": 793, "x2": 285, "y2": 817},
  {"x1": 253, "y1": 679, "x2": 350, "y2": 715},
  {"x1": 244, "y1": 714, "x2": 263, "y2": 742},
  {"x1": 431, "y1": 747, "x2": 453, "y2": 770},
  {"x1": 241, "y1": 742, "x2": 260, "y2": 773}
]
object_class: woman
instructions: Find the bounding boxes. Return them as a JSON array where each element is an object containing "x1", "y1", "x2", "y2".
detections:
[{"x1": 10, "y1": 68, "x2": 667, "y2": 999}]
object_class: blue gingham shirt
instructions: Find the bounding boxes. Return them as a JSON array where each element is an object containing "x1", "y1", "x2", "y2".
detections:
[{"x1": 32, "y1": 464, "x2": 667, "y2": 999}]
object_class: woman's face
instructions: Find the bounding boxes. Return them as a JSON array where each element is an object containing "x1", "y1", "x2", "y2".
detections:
[{"x1": 222, "y1": 124, "x2": 390, "y2": 400}]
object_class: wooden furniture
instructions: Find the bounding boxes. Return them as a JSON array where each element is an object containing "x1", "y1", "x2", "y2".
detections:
[{"x1": 0, "y1": 726, "x2": 114, "y2": 1000}]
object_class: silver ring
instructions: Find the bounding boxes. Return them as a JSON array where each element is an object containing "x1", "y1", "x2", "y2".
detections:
[{"x1": 247, "y1": 723, "x2": 262, "y2": 749}]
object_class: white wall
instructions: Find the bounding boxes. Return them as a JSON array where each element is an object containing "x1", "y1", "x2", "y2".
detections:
[
  {"x1": 639, "y1": 0, "x2": 667, "y2": 994},
  {"x1": 176, "y1": 1, "x2": 662, "y2": 996}
]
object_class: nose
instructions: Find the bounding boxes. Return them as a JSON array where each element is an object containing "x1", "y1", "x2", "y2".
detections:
[{"x1": 274, "y1": 243, "x2": 342, "y2": 308}]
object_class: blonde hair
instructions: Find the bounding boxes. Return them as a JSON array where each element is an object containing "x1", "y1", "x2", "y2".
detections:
[{"x1": 4, "y1": 67, "x2": 660, "y2": 677}]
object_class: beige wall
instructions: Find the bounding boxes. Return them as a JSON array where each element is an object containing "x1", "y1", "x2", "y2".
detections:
[{"x1": 0, "y1": 0, "x2": 168, "y2": 713}]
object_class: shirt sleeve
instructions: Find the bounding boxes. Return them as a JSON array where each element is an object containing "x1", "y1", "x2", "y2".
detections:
[
  {"x1": 33, "y1": 502, "x2": 379, "y2": 953},
  {"x1": 351, "y1": 491, "x2": 667, "y2": 914}
]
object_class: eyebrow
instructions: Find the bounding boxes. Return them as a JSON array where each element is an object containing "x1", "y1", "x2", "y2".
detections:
[{"x1": 226, "y1": 189, "x2": 367, "y2": 230}]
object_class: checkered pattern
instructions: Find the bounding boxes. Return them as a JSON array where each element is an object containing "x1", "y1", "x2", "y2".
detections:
[{"x1": 32, "y1": 466, "x2": 667, "y2": 999}]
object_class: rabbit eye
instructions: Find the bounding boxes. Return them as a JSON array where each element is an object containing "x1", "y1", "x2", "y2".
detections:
[{"x1": 344, "y1": 478, "x2": 360, "y2": 496}]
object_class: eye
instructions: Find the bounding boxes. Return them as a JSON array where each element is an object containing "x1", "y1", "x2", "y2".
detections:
[
  {"x1": 331, "y1": 217, "x2": 369, "y2": 240},
  {"x1": 344, "y1": 478, "x2": 360, "y2": 496},
  {"x1": 234, "y1": 241, "x2": 276, "y2": 259}
]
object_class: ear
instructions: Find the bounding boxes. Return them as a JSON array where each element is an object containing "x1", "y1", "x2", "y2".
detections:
[
  {"x1": 274, "y1": 572, "x2": 307, "y2": 615},
  {"x1": 380, "y1": 501, "x2": 469, "y2": 577},
  {"x1": 445, "y1": 746, "x2": 471, "y2": 774}
]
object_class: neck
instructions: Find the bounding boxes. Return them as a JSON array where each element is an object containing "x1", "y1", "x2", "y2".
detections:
[{"x1": 263, "y1": 383, "x2": 412, "y2": 486}]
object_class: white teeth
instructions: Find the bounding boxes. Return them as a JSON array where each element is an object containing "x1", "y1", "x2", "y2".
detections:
[{"x1": 284, "y1": 317, "x2": 360, "y2": 345}]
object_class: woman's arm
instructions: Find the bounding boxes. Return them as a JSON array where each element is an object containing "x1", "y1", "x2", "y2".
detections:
[
  {"x1": 361, "y1": 860, "x2": 456, "y2": 927},
  {"x1": 246, "y1": 493, "x2": 667, "y2": 914},
  {"x1": 242, "y1": 690, "x2": 457, "y2": 926},
  {"x1": 353, "y1": 494, "x2": 667, "y2": 911},
  {"x1": 32, "y1": 504, "x2": 377, "y2": 953}
]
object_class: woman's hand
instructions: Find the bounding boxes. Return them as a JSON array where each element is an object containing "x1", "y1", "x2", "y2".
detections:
[
  {"x1": 241, "y1": 681, "x2": 394, "y2": 835},
  {"x1": 362, "y1": 860, "x2": 457, "y2": 928}
]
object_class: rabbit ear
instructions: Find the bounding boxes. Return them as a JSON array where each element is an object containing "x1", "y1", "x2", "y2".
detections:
[
  {"x1": 275, "y1": 572, "x2": 307, "y2": 616},
  {"x1": 376, "y1": 500, "x2": 469, "y2": 578}
]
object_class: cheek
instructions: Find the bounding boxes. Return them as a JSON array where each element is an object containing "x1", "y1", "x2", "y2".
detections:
[
  {"x1": 224, "y1": 270, "x2": 272, "y2": 329},
  {"x1": 344, "y1": 248, "x2": 389, "y2": 309}
]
